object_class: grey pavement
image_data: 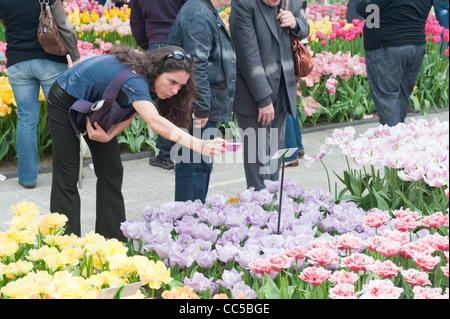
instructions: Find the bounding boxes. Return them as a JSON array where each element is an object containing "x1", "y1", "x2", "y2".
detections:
[{"x1": 1, "y1": 110, "x2": 448, "y2": 236}]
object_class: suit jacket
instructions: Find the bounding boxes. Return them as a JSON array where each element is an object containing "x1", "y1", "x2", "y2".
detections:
[{"x1": 229, "y1": 0, "x2": 309, "y2": 117}]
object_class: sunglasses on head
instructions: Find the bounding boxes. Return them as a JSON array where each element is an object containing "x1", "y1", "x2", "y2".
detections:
[{"x1": 165, "y1": 50, "x2": 193, "y2": 62}]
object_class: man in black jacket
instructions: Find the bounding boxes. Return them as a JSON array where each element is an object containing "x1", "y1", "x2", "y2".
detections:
[
  {"x1": 130, "y1": 0, "x2": 187, "y2": 170},
  {"x1": 356, "y1": 0, "x2": 433, "y2": 126}
]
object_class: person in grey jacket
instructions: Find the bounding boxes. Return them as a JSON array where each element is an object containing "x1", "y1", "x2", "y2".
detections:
[
  {"x1": 229, "y1": 0, "x2": 309, "y2": 191},
  {"x1": 169, "y1": 0, "x2": 236, "y2": 202}
]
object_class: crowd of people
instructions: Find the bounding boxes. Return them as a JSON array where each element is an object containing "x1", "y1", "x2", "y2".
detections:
[{"x1": 0, "y1": 0, "x2": 446, "y2": 239}]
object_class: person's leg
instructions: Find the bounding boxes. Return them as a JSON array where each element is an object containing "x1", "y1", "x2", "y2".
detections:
[
  {"x1": 398, "y1": 44, "x2": 427, "y2": 123},
  {"x1": 174, "y1": 121, "x2": 217, "y2": 202},
  {"x1": 7, "y1": 62, "x2": 41, "y2": 187},
  {"x1": 47, "y1": 81, "x2": 81, "y2": 236},
  {"x1": 150, "y1": 135, "x2": 175, "y2": 169},
  {"x1": 365, "y1": 48, "x2": 404, "y2": 126},
  {"x1": 236, "y1": 112, "x2": 286, "y2": 191},
  {"x1": 85, "y1": 135, "x2": 127, "y2": 241},
  {"x1": 284, "y1": 110, "x2": 304, "y2": 165},
  {"x1": 7, "y1": 59, "x2": 66, "y2": 187}
]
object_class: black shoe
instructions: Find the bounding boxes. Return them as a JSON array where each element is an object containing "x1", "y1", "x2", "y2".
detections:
[
  {"x1": 18, "y1": 180, "x2": 36, "y2": 189},
  {"x1": 149, "y1": 155, "x2": 174, "y2": 170}
]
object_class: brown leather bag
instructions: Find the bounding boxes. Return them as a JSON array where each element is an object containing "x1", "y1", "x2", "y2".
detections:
[
  {"x1": 37, "y1": 0, "x2": 67, "y2": 56},
  {"x1": 285, "y1": 0, "x2": 314, "y2": 79}
]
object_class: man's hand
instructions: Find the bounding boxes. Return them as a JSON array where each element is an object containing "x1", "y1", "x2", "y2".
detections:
[
  {"x1": 277, "y1": 9, "x2": 297, "y2": 29},
  {"x1": 257, "y1": 103, "x2": 275, "y2": 126},
  {"x1": 192, "y1": 115, "x2": 209, "y2": 128}
]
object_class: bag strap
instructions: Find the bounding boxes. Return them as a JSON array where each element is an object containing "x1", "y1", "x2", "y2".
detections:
[
  {"x1": 285, "y1": 0, "x2": 289, "y2": 11},
  {"x1": 101, "y1": 68, "x2": 142, "y2": 100}
]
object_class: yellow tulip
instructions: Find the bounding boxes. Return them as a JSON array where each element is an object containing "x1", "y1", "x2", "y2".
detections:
[
  {"x1": 6, "y1": 229, "x2": 36, "y2": 245},
  {"x1": 53, "y1": 271, "x2": 94, "y2": 299},
  {"x1": 37, "y1": 213, "x2": 69, "y2": 235},
  {"x1": 0, "y1": 234, "x2": 19, "y2": 257},
  {"x1": 10, "y1": 201, "x2": 41, "y2": 217},
  {"x1": 57, "y1": 247, "x2": 84, "y2": 267},
  {"x1": 0, "y1": 102, "x2": 11, "y2": 117},
  {"x1": 26, "y1": 245, "x2": 59, "y2": 262},
  {"x1": 91, "y1": 11, "x2": 99, "y2": 22},
  {"x1": 4, "y1": 260, "x2": 33, "y2": 279}
]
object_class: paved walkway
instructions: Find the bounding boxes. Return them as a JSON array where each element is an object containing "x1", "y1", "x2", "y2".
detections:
[{"x1": 1, "y1": 110, "x2": 448, "y2": 236}]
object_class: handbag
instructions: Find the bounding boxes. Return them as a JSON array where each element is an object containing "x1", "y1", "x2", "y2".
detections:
[
  {"x1": 69, "y1": 68, "x2": 142, "y2": 135},
  {"x1": 37, "y1": 0, "x2": 68, "y2": 56},
  {"x1": 285, "y1": 0, "x2": 314, "y2": 79}
]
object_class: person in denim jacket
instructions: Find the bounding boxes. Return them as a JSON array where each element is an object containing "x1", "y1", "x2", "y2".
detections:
[{"x1": 169, "y1": 0, "x2": 236, "y2": 202}]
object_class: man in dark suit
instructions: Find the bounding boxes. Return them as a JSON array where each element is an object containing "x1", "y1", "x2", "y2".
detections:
[{"x1": 229, "y1": 0, "x2": 309, "y2": 191}]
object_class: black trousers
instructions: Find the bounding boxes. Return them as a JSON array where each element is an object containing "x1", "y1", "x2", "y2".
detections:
[{"x1": 46, "y1": 81, "x2": 126, "y2": 241}]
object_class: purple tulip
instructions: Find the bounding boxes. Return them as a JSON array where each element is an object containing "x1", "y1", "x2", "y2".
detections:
[{"x1": 217, "y1": 269, "x2": 244, "y2": 289}]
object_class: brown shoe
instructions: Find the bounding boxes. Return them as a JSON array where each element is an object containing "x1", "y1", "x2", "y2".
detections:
[
  {"x1": 298, "y1": 150, "x2": 305, "y2": 158},
  {"x1": 283, "y1": 159, "x2": 299, "y2": 167}
]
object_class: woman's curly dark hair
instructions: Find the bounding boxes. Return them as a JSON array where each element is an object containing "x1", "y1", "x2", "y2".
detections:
[{"x1": 108, "y1": 45, "x2": 196, "y2": 129}]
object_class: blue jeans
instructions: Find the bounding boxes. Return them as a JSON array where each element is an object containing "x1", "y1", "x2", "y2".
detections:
[
  {"x1": 365, "y1": 45, "x2": 426, "y2": 126},
  {"x1": 175, "y1": 121, "x2": 218, "y2": 202},
  {"x1": 284, "y1": 110, "x2": 303, "y2": 162},
  {"x1": 7, "y1": 59, "x2": 67, "y2": 186}
]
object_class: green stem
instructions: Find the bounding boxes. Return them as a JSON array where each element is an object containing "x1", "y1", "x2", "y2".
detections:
[{"x1": 320, "y1": 159, "x2": 331, "y2": 193}]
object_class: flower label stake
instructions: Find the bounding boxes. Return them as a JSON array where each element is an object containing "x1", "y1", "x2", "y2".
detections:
[
  {"x1": 271, "y1": 148, "x2": 298, "y2": 234},
  {"x1": 97, "y1": 282, "x2": 143, "y2": 299}
]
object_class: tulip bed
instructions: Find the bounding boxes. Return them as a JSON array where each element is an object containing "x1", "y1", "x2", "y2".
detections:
[
  {"x1": 1, "y1": 118, "x2": 448, "y2": 299},
  {"x1": 1, "y1": 1, "x2": 449, "y2": 163}
]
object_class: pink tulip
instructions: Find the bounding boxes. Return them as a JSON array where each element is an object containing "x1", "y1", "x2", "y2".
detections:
[
  {"x1": 400, "y1": 241, "x2": 435, "y2": 259},
  {"x1": 267, "y1": 254, "x2": 294, "y2": 272},
  {"x1": 329, "y1": 284, "x2": 359, "y2": 299},
  {"x1": 376, "y1": 239, "x2": 402, "y2": 258},
  {"x1": 341, "y1": 253, "x2": 374, "y2": 272},
  {"x1": 392, "y1": 208, "x2": 419, "y2": 220},
  {"x1": 420, "y1": 233, "x2": 449, "y2": 252},
  {"x1": 382, "y1": 230, "x2": 409, "y2": 245},
  {"x1": 363, "y1": 211, "x2": 390, "y2": 228},
  {"x1": 362, "y1": 279, "x2": 403, "y2": 299},
  {"x1": 284, "y1": 246, "x2": 308, "y2": 260},
  {"x1": 443, "y1": 29, "x2": 449, "y2": 43},
  {"x1": 421, "y1": 211, "x2": 447, "y2": 229},
  {"x1": 401, "y1": 269, "x2": 432, "y2": 286},
  {"x1": 299, "y1": 266, "x2": 331, "y2": 286},
  {"x1": 248, "y1": 258, "x2": 274, "y2": 275},
  {"x1": 307, "y1": 247, "x2": 339, "y2": 266},
  {"x1": 441, "y1": 265, "x2": 449, "y2": 277},
  {"x1": 413, "y1": 286, "x2": 446, "y2": 299},
  {"x1": 413, "y1": 252, "x2": 441, "y2": 271},
  {"x1": 431, "y1": 34, "x2": 442, "y2": 44},
  {"x1": 329, "y1": 270, "x2": 359, "y2": 285},
  {"x1": 393, "y1": 216, "x2": 420, "y2": 232},
  {"x1": 368, "y1": 260, "x2": 402, "y2": 278},
  {"x1": 333, "y1": 234, "x2": 363, "y2": 251}
]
